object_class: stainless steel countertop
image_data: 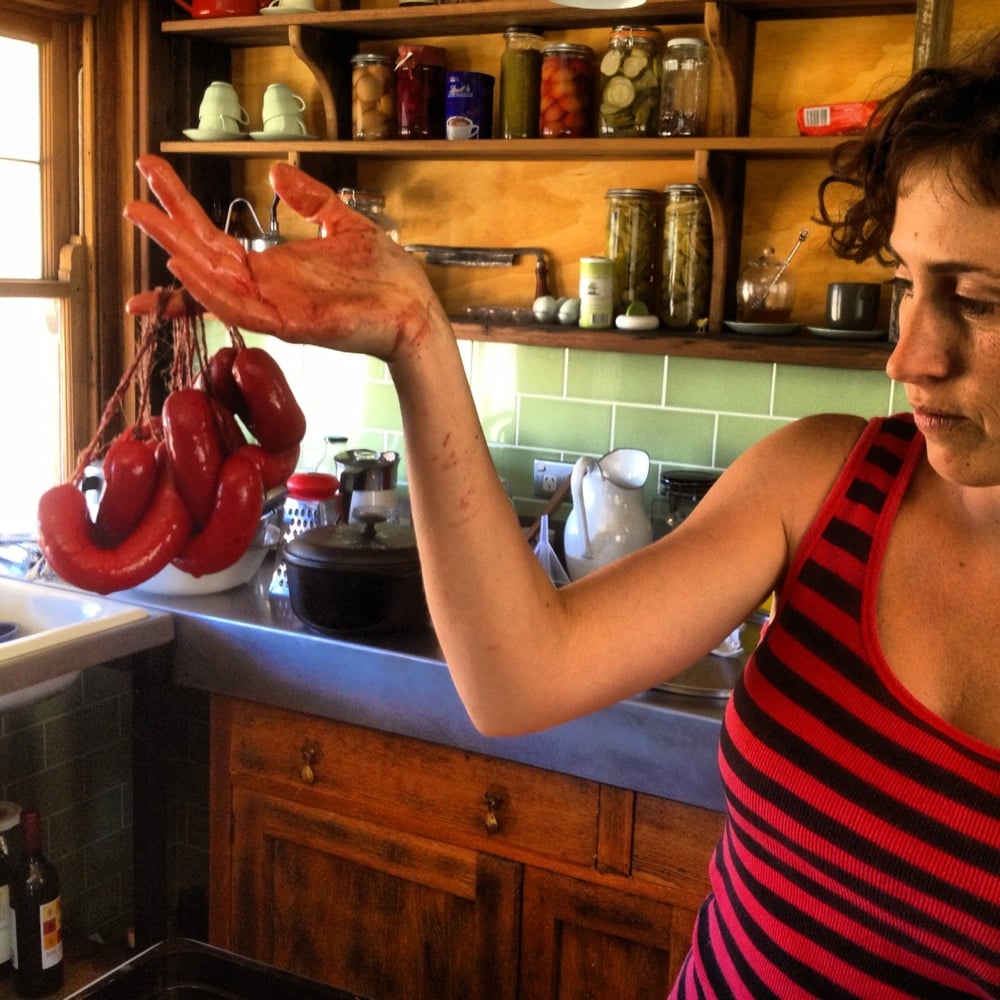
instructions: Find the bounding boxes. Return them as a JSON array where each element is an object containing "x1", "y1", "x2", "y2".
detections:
[{"x1": 115, "y1": 556, "x2": 731, "y2": 812}]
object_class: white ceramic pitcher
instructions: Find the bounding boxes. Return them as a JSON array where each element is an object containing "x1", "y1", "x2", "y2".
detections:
[{"x1": 563, "y1": 448, "x2": 653, "y2": 580}]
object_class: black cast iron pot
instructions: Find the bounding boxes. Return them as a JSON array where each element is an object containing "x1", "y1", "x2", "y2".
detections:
[{"x1": 283, "y1": 516, "x2": 429, "y2": 635}]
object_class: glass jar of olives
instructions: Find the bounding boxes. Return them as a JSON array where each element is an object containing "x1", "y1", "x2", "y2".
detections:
[
  {"x1": 660, "y1": 183, "x2": 712, "y2": 330},
  {"x1": 605, "y1": 188, "x2": 663, "y2": 316},
  {"x1": 499, "y1": 27, "x2": 544, "y2": 139},
  {"x1": 598, "y1": 26, "x2": 663, "y2": 137}
]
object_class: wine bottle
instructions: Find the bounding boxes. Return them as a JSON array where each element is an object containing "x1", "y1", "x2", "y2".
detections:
[
  {"x1": 0, "y1": 801, "x2": 18, "y2": 980},
  {"x1": 9, "y1": 808, "x2": 63, "y2": 997}
]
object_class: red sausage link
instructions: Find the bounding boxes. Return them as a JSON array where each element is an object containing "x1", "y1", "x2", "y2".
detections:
[
  {"x1": 172, "y1": 451, "x2": 263, "y2": 578},
  {"x1": 195, "y1": 346, "x2": 247, "y2": 422},
  {"x1": 237, "y1": 442, "x2": 300, "y2": 491},
  {"x1": 208, "y1": 396, "x2": 248, "y2": 457},
  {"x1": 231, "y1": 347, "x2": 306, "y2": 452},
  {"x1": 38, "y1": 476, "x2": 192, "y2": 595},
  {"x1": 94, "y1": 433, "x2": 160, "y2": 548},
  {"x1": 163, "y1": 388, "x2": 224, "y2": 530}
]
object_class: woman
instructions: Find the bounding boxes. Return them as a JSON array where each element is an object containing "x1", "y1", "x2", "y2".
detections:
[{"x1": 125, "y1": 41, "x2": 999, "y2": 1000}]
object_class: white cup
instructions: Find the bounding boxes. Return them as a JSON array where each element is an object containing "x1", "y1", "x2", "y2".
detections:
[
  {"x1": 446, "y1": 115, "x2": 479, "y2": 140},
  {"x1": 262, "y1": 83, "x2": 307, "y2": 122},
  {"x1": 198, "y1": 113, "x2": 244, "y2": 134},
  {"x1": 263, "y1": 113, "x2": 307, "y2": 135},
  {"x1": 264, "y1": 0, "x2": 316, "y2": 9},
  {"x1": 198, "y1": 82, "x2": 249, "y2": 124}
]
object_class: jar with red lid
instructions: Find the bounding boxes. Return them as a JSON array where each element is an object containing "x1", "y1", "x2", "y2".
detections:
[
  {"x1": 395, "y1": 44, "x2": 446, "y2": 139},
  {"x1": 539, "y1": 43, "x2": 594, "y2": 138}
]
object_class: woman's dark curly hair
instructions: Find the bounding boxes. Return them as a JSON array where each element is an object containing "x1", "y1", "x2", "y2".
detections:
[{"x1": 817, "y1": 32, "x2": 1000, "y2": 266}]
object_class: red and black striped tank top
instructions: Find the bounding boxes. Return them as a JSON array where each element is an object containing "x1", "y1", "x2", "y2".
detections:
[{"x1": 671, "y1": 414, "x2": 1000, "y2": 998}]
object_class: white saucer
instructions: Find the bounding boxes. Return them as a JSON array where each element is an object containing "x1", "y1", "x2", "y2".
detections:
[
  {"x1": 615, "y1": 314, "x2": 659, "y2": 332},
  {"x1": 724, "y1": 320, "x2": 800, "y2": 336},
  {"x1": 260, "y1": 4, "x2": 316, "y2": 12},
  {"x1": 249, "y1": 130, "x2": 317, "y2": 141},
  {"x1": 183, "y1": 128, "x2": 248, "y2": 141},
  {"x1": 806, "y1": 326, "x2": 887, "y2": 341}
]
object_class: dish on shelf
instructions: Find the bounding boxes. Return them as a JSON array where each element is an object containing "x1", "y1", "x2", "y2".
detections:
[
  {"x1": 615, "y1": 314, "x2": 659, "y2": 332},
  {"x1": 183, "y1": 128, "x2": 248, "y2": 141},
  {"x1": 723, "y1": 320, "x2": 800, "y2": 336},
  {"x1": 806, "y1": 326, "x2": 888, "y2": 341},
  {"x1": 249, "y1": 130, "x2": 318, "y2": 141},
  {"x1": 551, "y1": 0, "x2": 645, "y2": 8},
  {"x1": 260, "y1": 4, "x2": 316, "y2": 12}
]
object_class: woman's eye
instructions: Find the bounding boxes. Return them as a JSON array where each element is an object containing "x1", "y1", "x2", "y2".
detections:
[{"x1": 955, "y1": 295, "x2": 996, "y2": 318}]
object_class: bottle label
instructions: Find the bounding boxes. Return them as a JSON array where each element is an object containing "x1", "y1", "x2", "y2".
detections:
[
  {"x1": 11, "y1": 897, "x2": 62, "y2": 971},
  {"x1": 0, "y1": 885, "x2": 10, "y2": 964}
]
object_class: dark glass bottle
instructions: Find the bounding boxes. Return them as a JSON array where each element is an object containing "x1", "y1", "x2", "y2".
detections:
[
  {"x1": 0, "y1": 802, "x2": 18, "y2": 980},
  {"x1": 9, "y1": 809, "x2": 63, "y2": 997}
]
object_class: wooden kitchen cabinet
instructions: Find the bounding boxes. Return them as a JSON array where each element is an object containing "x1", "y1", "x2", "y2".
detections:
[
  {"x1": 210, "y1": 695, "x2": 725, "y2": 999},
  {"x1": 151, "y1": 0, "x2": 937, "y2": 369}
]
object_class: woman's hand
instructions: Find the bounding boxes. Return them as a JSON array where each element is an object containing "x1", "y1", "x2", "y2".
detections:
[{"x1": 123, "y1": 154, "x2": 448, "y2": 362}]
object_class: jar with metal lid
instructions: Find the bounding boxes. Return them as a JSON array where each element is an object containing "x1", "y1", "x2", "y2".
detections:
[
  {"x1": 539, "y1": 43, "x2": 594, "y2": 138},
  {"x1": 650, "y1": 469, "x2": 718, "y2": 539},
  {"x1": 598, "y1": 26, "x2": 663, "y2": 137},
  {"x1": 338, "y1": 188, "x2": 400, "y2": 243},
  {"x1": 605, "y1": 188, "x2": 663, "y2": 316},
  {"x1": 0, "y1": 802, "x2": 20, "y2": 978},
  {"x1": 660, "y1": 183, "x2": 712, "y2": 330},
  {"x1": 395, "y1": 44, "x2": 446, "y2": 139},
  {"x1": 499, "y1": 27, "x2": 544, "y2": 139},
  {"x1": 659, "y1": 37, "x2": 711, "y2": 137},
  {"x1": 351, "y1": 53, "x2": 395, "y2": 140}
]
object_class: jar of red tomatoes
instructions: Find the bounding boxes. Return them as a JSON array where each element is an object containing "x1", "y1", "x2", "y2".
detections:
[{"x1": 539, "y1": 43, "x2": 594, "y2": 138}]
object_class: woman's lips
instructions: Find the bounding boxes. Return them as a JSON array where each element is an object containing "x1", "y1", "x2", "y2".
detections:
[{"x1": 912, "y1": 406, "x2": 966, "y2": 433}]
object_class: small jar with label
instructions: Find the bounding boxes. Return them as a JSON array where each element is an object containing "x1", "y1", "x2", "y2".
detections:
[
  {"x1": 395, "y1": 44, "x2": 446, "y2": 139},
  {"x1": 659, "y1": 37, "x2": 711, "y2": 137},
  {"x1": 605, "y1": 188, "x2": 663, "y2": 316},
  {"x1": 539, "y1": 43, "x2": 594, "y2": 138},
  {"x1": 598, "y1": 26, "x2": 663, "y2": 137},
  {"x1": 660, "y1": 183, "x2": 712, "y2": 330},
  {"x1": 578, "y1": 256, "x2": 614, "y2": 330},
  {"x1": 351, "y1": 53, "x2": 396, "y2": 139},
  {"x1": 338, "y1": 188, "x2": 400, "y2": 243},
  {"x1": 499, "y1": 27, "x2": 544, "y2": 138}
]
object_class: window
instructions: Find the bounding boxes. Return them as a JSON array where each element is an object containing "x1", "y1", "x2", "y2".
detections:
[{"x1": 0, "y1": 7, "x2": 85, "y2": 533}]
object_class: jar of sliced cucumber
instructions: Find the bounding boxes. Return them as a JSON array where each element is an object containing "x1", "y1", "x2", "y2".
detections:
[{"x1": 598, "y1": 26, "x2": 664, "y2": 138}]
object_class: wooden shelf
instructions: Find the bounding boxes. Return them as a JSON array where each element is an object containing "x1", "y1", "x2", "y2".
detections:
[
  {"x1": 453, "y1": 321, "x2": 893, "y2": 369},
  {"x1": 160, "y1": 135, "x2": 844, "y2": 158},
  {"x1": 161, "y1": 0, "x2": 917, "y2": 45}
]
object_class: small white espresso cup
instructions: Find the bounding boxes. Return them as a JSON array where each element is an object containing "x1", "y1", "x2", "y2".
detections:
[
  {"x1": 262, "y1": 83, "x2": 307, "y2": 122},
  {"x1": 198, "y1": 81, "x2": 249, "y2": 124}
]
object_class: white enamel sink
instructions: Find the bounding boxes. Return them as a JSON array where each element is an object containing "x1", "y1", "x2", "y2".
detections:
[{"x1": 0, "y1": 576, "x2": 155, "y2": 711}]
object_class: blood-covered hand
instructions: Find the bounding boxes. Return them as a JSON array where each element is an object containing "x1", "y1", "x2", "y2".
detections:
[{"x1": 123, "y1": 155, "x2": 448, "y2": 363}]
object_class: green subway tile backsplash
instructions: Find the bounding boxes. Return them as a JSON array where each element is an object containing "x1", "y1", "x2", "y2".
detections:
[
  {"x1": 613, "y1": 407, "x2": 717, "y2": 466},
  {"x1": 567, "y1": 351, "x2": 663, "y2": 404},
  {"x1": 772, "y1": 364, "x2": 893, "y2": 417},
  {"x1": 666, "y1": 357, "x2": 773, "y2": 415},
  {"x1": 518, "y1": 396, "x2": 614, "y2": 455}
]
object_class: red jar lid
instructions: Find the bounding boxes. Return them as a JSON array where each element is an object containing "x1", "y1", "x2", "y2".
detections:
[{"x1": 286, "y1": 472, "x2": 339, "y2": 501}]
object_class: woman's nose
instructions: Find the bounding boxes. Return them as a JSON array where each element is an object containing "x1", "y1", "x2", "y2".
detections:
[{"x1": 885, "y1": 291, "x2": 955, "y2": 384}]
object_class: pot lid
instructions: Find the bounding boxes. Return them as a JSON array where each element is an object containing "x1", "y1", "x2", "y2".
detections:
[{"x1": 284, "y1": 518, "x2": 419, "y2": 570}]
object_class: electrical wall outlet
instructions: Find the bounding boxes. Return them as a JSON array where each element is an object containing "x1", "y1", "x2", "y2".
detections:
[{"x1": 533, "y1": 459, "x2": 575, "y2": 498}]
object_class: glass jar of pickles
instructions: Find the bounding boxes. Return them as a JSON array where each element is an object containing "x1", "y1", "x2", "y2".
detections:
[
  {"x1": 351, "y1": 54, "x2": 396, "y2": 140},
  {"x1": 605, "y1": 188, "x2": 663, "y2": 317},
  {"x1": 598, "y1": 26, "x2": 663, "y2": 137},
  {"x1": 539, "y1": 43, "x2": 594, "y2": 138},
  {"x1": 338, "y1": 188, "x2": 400, "y2": 244},
  {"x1": 660, "y1": 184, "x2": 712, "y2": 330},
  {"x1": 499, "y1": 27, "x2": 544, "y2": 139}
]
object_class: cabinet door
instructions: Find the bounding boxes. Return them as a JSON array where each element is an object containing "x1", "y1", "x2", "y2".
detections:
[
  {"x1": 230, "y1": 786, "x2": 522, "y2": 1000},
  {"x1": 519, "y1": 867, "x2": 697, "y2": 999}
]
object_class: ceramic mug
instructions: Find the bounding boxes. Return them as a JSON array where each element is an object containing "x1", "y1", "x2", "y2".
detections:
[
  {"x1": 825, "y1": 282, "x2": 881, "y2": 331},
  {"x1": 198, "y1": 82, "x2": 250, "y2": 124},
  {"x1": 198, "y1": 113, "x2": 244, "y2": 134},
  {"x1": 262, "y1": 83, "x2": 307, "y2": 122},
  {"x1": 263, "y1": 113, "x2": 308, "y2": 135},
  {"x1": 173, "y1": 0, "x2": 261, "y2": 18}
]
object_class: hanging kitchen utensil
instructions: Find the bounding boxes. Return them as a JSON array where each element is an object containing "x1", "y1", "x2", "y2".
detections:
[
  {"x1": 534, "y1": 513, "x2": 570, "y2": 588},
  {"x1": 224, "y1": 194, "x2": 285, "y2": 252}
]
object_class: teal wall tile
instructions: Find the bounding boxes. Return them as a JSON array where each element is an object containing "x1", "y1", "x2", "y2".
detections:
[
  {"x1": 566, "y1": 351, "x2": 663, "y2": 404},
  {"x1": 773, "y1": 364, "x2": 893, "y2": 418},
  {"x1": 716, "y1": 414, "x2": 792, "y2": 466},
  {"x1": 666, "y1": 357, "x2": 773, "y2": 414},
  {"x1": 614, "y1": 407, "x2": 717, "y2": 466},
  {"x1": 518, "y1": 397, "x2": 613, "y2": 455},
  {"x1": 362, "y1": 380, "x2": 403, "y2": 429}
]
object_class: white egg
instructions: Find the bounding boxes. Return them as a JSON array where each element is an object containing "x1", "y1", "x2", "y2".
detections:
[
  {"x1": 557, "y1": 297, "x2": 581, "y2": 325},
  {"x1": 532, "y1": 295, "x2": 557, "y2": 323}
]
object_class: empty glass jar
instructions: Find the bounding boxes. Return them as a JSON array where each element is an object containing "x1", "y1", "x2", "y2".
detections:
[{"x1": 659, "y1": 37, "x2": 711, "y2": 137}]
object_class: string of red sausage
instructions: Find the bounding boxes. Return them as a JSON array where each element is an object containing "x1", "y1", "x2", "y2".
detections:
[{"x1": 36, "y1": 308, "x2": 306, "y2": 594}]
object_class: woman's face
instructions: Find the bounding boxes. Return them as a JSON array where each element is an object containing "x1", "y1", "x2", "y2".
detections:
[{"x1": 886, "y1": 164, "x2": 1000, "y2": 488}]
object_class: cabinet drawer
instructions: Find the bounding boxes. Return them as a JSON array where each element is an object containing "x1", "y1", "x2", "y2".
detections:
[
  {"x1": 631, "y1": 793, "x2": 725, "y2": 911},
  {"x1": 222, "y1": 697, "x2": 602, "y2": 870}
]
